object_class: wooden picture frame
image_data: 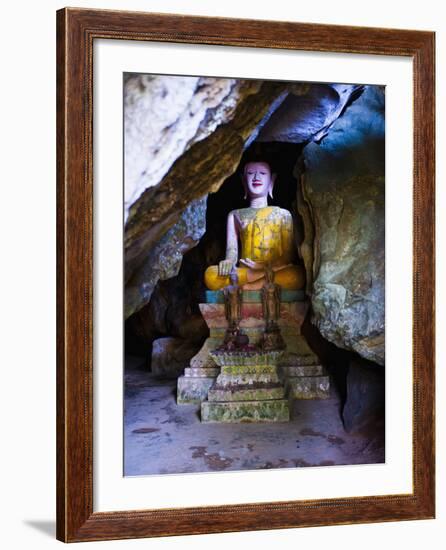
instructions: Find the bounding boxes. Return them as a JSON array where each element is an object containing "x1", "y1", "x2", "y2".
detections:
[{"x1": 56, "y1": 7, "x2": 435, "y2": 542}]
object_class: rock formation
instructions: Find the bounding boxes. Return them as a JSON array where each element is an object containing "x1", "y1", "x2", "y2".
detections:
[
  {"x1": 124, "y1": 75, "x2": 264, "y2": 220},
  {"x1": 302, "y1": 86, "x2": 385, "y2": 365}
]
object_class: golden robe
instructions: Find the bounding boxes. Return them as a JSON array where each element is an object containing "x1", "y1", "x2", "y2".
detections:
[{"x1": 205, "y1": 206, "x2": 305, "y2": 290}]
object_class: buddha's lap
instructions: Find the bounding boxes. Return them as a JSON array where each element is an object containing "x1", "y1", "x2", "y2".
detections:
[{"x1": 204, "y1": 264, "x2": 305, "y2": 291}]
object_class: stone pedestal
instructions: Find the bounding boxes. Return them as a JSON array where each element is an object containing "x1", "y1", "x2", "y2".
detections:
[
  {"x1": 176, "y1": 334, "x2": 221, "y2": 404},
  {"x1": 201, "y1": 351, "x2": 289, "y2": 423},
  {"x1": 176, "y1": 290, "x2": 330, "y2": 409},
  {"x1": 201, "y1": 399, "x2": 289, "y2": 423},
  {"x1": 177, "y1": 374, "x2": 216, "y2": 404},
  {"x1": 277, "y1": 337, "x2": 330, "y2": 400}
]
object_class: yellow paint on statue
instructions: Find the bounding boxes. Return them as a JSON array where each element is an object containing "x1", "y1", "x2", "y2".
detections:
[
  {"x1": 242, "y1": 207, "x2": 289, "y2": 263},
  {"x1": 204, "y1": 264, "x2": 304, "y2": 291},
  {"x1": 205, "y1": 206, "x2": 305, "y2": 291}
]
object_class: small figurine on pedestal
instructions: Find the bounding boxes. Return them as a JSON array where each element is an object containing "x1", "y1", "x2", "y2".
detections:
[
  {"x1": 221, "y1": 267, "x2": 247, "y2": 350},
  {"x1": 260, "y1": 265, "x2": 286, "y2": 351}
]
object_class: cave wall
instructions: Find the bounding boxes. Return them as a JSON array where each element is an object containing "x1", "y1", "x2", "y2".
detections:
[
  {"x1": 125, "y1": 197, "x2": 207, "y2": 319},
  {"x1": 124, "y1": 74, "x2": 264, "y2": 220},
  {"x1": 302, "y1": 85, "x2": 385, "y2": 365}
]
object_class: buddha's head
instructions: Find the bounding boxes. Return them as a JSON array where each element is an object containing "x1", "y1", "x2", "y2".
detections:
[{"x1": 242, "y1": 160, "x2": 276, "y2": 200}]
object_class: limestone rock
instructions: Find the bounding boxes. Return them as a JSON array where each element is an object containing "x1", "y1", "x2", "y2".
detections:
[
  {"x1": 124, "y1": 75, "x2": 262, "y2": 220},
  {"x1": 177, "y1": 375, "x2": 216, "y2": 404},
  {"x1": 303, "y1": 85, "x2": 385, "y2": 365},
  {"x1": 151, "y1": 337, "x2": 201, "y2": 378},
  {"x1": 285, "y1": 373, "x2": 330, "y2": 400},
  {"x1": 257, "y1": 83, "x2": 362, "y2": 143},
  {"x1": 125, "y1": 197, "x2": 207, "y2": 319}
]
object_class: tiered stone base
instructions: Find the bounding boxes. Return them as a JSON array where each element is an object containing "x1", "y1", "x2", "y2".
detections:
[
  {"x1": 176, "y1": 291, "x2": 330, "y2": 410},
  {"x1": 176, "y1": 336, "x2": 222, "y2": 404},
  {"x1": 200, "y1": 351, "x2": 289, "y2": 423},
  {"x1": 201, "y1": 399, "x2": 289, "y2": 423},
  {"x1": 177, "y1": 373, "x2": 216, "y2": 404},
  {"x1": 278, "y1": 338, "x2": 330, "y2": 400}
]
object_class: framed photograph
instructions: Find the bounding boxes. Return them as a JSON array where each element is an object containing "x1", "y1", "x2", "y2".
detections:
[{"x1": 56, "y1": 7, "x2": 435, "y2": 542}]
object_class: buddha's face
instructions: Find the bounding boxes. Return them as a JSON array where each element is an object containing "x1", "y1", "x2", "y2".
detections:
[{"x1": 243, "y1": 161, "x2": 275, "y2": 199}]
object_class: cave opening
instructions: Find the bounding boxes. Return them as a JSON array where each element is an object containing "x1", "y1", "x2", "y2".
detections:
[
  {"x1": 125, "y1": 137, "x2": 383, "y2": 432},
  {"x1": 123, "y1": 77, "x2": 385, "y2": 474},
  {"x1": 125, "y1": 140, "x2": 307, "y2": 364}
]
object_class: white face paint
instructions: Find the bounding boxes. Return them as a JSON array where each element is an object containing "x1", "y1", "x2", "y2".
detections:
[{"x1": 244, "y1": 161, "x2": 274, "y2": 199}]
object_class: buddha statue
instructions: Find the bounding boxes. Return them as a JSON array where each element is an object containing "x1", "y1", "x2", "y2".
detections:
[{"x1": 204, "y1": 160, "x2": 306, "y2": 291}]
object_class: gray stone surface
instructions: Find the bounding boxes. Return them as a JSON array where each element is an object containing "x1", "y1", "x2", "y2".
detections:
[
  {"x1": 303, "y1": 86, "x2": 385, "y2": 365},
  {"x1": 201, "y1": 399, "x2": 290, "y2": 423},
  {"x1": 207, "y1": 386, "x2": 286, "y2": 402},
  {"x1": 124, "y1": 75, "x2": 262, "y2": 219},
  {"x1": 184, "y1": 367, "x2": 220, "y2": 377},
  {"x1": 279, "y1": 349, "x2": 320, "y2": 367},
  {"x1": 279, "y1": 364, "x2": 325, "y2": 377},
  {"x1": 214, "y1": 372, "x2": 281, "y2": 386},
  {"x1": 285, "y1": 375, "x2": 331, "y2": 400},
  {"x1": 125, "y1": 197, "x2": 207, "y2": 318},
  {"x1": 257, "y1": 83, "x2": 361, "y2": 143},
  {"x1": 151, "y1": 337, "x2": 200, "y2": 377},
  {"x1": 189, "y1": 337, "x2": 222, "y2": 369},
  {"x1": 177, "y1": 375, "x2": 216, "y2": 404},
  {"x1": 124, "y1": 366, "x2": 384, "y2": 475}
]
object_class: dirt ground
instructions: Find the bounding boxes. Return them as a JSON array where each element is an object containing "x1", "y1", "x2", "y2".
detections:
[{"x1": 124, "y1": 361, "x2": 385, "y2": 476}]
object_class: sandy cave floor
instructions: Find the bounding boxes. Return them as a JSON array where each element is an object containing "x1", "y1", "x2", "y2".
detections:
[{"x1": 124, "y1": 360, "x2": 385, "y2": 477}]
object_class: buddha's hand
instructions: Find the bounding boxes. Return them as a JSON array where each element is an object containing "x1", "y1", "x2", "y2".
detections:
[
  {"x1": 218, "y1": 259, "x2": 234, "y2": 276},
  {"x1": 240, "y1": 258, "x2": 264, "y2": 270}
]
